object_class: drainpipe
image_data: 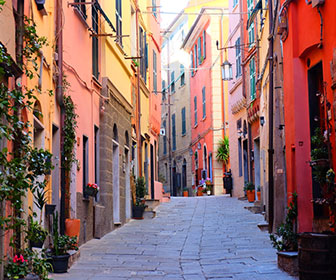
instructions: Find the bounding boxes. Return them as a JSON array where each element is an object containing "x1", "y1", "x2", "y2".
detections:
[
  {"x1": 136, "y1": 3, "x2": 142, "y2": 177},
  {"x1": 56, "y1": 0, "x2": 66, "y2": 235},
  {"x1": 268, "y1": 0, "x2": 275, "y2": 233}
]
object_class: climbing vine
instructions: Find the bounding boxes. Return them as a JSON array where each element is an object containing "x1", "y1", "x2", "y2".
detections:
[
  {"x1": 0, "y1": 15, "x2": 52, "y2": 261},
  {"x1": 62, "y1": 94, "x2": 78, "y2": 172}
]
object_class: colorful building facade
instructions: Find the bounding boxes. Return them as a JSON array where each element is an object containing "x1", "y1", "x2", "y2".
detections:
[{"x1": 281, "y1": 0, "x2": 336, "y2": 232}]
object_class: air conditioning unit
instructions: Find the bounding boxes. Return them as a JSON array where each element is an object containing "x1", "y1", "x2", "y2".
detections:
[
  {"x1": 160, "y1": 128, "x2": 165, "y2": 136},
  {"x1": 312, "y1": 0, "x2": 324, "y2": 7}
]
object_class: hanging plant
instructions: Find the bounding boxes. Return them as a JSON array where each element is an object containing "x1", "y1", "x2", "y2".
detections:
[{"x1": 216, "y1": 136, "x2": 230, "y2": 164}]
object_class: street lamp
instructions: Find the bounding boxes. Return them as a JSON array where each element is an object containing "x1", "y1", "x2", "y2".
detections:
[{"x1": 221, "y1": 59, "x2": 233, "y2": 81}]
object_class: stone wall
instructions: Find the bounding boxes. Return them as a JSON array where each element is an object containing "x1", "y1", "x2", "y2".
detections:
[{"x1": 97, "y1": 77, "x2": 132, "y2": 237}]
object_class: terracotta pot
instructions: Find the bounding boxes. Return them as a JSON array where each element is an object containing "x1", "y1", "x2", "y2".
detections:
[
  {"x1": 183, "y1": 191, "x2": 188, "y2": 197},
  {"x1": 247, "y1": 190, "x2": 255, "y2": 202},
  {"x1": 65, "y1": 218, "x2": 80, "y2": 243},
  {"x1": 257, "y1": 191, "x2": 261, "y2": 201}
]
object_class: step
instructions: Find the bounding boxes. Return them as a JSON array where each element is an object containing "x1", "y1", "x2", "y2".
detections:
[{"x1": 257, "y1": 222, "x2": 269, "y2": 232}]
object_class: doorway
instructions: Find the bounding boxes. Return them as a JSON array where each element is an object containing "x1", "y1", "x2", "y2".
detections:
[
  {"x1": 254, "y1": 138, "x2": 261, "y2": 198},
  {"x1": 112, "y1": 125, "x2": 120, "y2": 224},
  {"x1": 150, "y1": 144, "x2": 154, "y2": 199},
  {"x1": 243, "y1": 140, "x2": 249, "y2": 183}
]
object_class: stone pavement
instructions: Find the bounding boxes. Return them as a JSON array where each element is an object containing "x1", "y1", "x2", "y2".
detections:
[{"x1": 50, "y1": 196, "x2": 296, "y2": 280}]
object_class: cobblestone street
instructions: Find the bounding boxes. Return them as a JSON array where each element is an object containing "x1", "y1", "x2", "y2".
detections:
[{"x1": 51, "y1": 196, "x2": 296, "y2": 280}]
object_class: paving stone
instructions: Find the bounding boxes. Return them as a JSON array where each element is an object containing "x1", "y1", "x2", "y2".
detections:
[{"x1": 49, "y1": 196, "x2": 297, "y2": 279}]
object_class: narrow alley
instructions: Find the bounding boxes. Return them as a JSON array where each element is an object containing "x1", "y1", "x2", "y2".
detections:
[{"x1": 51, "y1": 196, "x2": 295, "y2": 280}]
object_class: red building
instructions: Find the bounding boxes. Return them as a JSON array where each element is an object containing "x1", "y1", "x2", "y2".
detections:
[{"x1": 281, "y1": 0, "x2": 336, "y2": 232}]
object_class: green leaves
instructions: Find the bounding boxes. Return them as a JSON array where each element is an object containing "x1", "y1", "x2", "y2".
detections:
[{"x1": 216, "y1": 136, "x2": 230, "y2": 163}]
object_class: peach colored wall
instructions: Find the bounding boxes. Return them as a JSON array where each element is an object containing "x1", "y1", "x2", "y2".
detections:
[{"x1": 63, "y1": 2, "x2": 101, "y2": 197}]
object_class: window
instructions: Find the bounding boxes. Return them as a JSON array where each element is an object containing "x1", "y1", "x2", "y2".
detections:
[
  {"x1": 74, "y1": 0, "x2": 87, "y2": 19},
  {"x1": 198, "y1": 37, "x2": 202, "y2": 65},
  {"x1": 152, "y1": 0, "x2": 157, "y2": 18},
  {"x1": 235, "y1": 37, "x2": 241, "y2": 77},
  {"x1": 191, "y1": 51, "x2": 194, "y2": 77},
  {"x1": 238, "y1": 138, "x2": 242, "y2": 177},
  {"x1": 233, "y1": 0, "x2": 238, "y2": 7},
  {"x1": 181, "y1": 107, "x2": 186, "y2": 135},
  {"x1": 194, "y1": 96, "x2": 197, "y2": 126},
  {"x1": 249, "y1": 57, "x2": 256, "y2": 100},
  {"x1": 153, "y1": 50, "x2": 157, "y2": 93},
  {"x1": 116, "y1": 0, "x2": 122, "y2": 45},
  {"x1": 172, "y1": 114, "x2": 176, "y2": 151},
  {"x1": 203, "y1": 30, "x2": 206, "y2": 60},
  {"x1": 162, "y1": 80, "x2": 166, "y2": 100},
  {"x1": 83, "y1": 135, "x2": 89, "y2": 197},
  {"x1": 180, "y1": 64, "x2": 185, "y2": 86},
  {"x1": 247, "y1": 0, "x2": 254, "y2": 47},
  {"x1": 139, "y1": 28, "x2": 148, "y2": 81},
  {"x1": 163, "y1": 120, "x2": 167, "y2": 154},
  {"x1": 202, "y1": 87, "x2": 206, "y2": 119},
  {"x1": 194, "y1": 45, "x2": 198, "y2": 69},
  {"x1": 171, "y1": 71, "x2": 175, "y2": 93},
  {"x1": 248, "y1": 23, "x2": 255, "y2": 47},
  {"x1": 92, "y1": 4, "x2": 99, "y2": 78}
]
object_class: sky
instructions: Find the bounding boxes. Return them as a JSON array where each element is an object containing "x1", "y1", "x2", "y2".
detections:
[{"x1": 160, "y1": 0, "x2": 190, "y2": 28}]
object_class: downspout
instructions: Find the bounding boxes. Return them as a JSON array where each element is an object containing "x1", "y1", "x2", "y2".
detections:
[
  {"x1": 56, "y1": 0, "x2": 66, "y2": 234},
  {"x1": 136, "y1": 3, "x2": 142, "y2": 177},
  {"x1": 268, "y1": 0, "x2": 275, "y2": 233}
]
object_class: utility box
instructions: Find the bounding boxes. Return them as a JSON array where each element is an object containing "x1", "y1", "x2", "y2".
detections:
[{"x1": 312, "y1": 0, "x2": 325, "y2": 8}]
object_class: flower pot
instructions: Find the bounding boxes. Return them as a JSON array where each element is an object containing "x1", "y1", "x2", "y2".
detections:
[
  {"x1": 183, "y1": 190, "x2": 188, "y2": 197},
  {"x1": 45, "y1": 204, "x2": 56, "y2": 215},
  {"x1": 257, "y1": 191, "x2": 261, "y2": 201},
  {"x1": 247, "y1": 190, "x2": 255, "y2": 202},
  {"x1": 84, "y1": 186, "x2": 98, "y2": 197},
  {"x1": 65, "y1": 218, "x2": 80, "y2": 245},
  {"x1": 207, "y1": 190, "x2": 211, "y2": 195},
  {"x1": 51, "y1": 254, "x2": 70, "y2": 273},
  {"x1": 30, "y1": 239, "x2": 44, "y2": 248},
  {"x1": 132, "y1": 205, "x2": 145, "y2": 219},
  {"x1": 298, "y1": 232, "x2": 336, "y2": 280},
  {"x1": 25, "y1": 274, "x2": 40, "y2": 280}
]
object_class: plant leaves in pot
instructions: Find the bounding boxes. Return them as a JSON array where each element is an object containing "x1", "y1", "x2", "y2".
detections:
[{"x1": 49, "y1": 211, "x2": 78, "y2": 273}]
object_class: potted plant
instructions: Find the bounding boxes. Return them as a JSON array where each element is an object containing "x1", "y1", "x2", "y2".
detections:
[
  {"x1": 4, "y1": 249, "x2": 52, "y2": 280},
  {"x1": 216, "y1": 137, "x2": 229, "y2": 164},
  {"x1": 84, "y1": 183, "x2": 99, "y2": 197},
  {"x1": 49, "y1": 211, "x2": 78, "y2": 273},
  {"x1": 132, "y1": 177, "x2": 147, "y2": 219},
  {"x1": 29, "y1": 187, "x2": 48, "y2": 248},
  {"x1": 183, "y1": 188, "x2": 188, "y2": 197},
  {"x1": 205, "y1": 178, "x2": 213, "y2": 195},
  {"x1": 270, "y1": 192, "x2": 298, "y2": 276},
  {"x1": 256, "y1": 186, "x2": 261, "y2": 201},
  {"x1": 244, "y1": 181, "x2": 255, "y2": 202},
  {"x1": 4, "y1": 254, "x2": 29, "y2": 280},
  {"x1": 298, "y1": 127, "x2": 336, "y2": 279},
  {"x1": 26, "y1": 216, "x2": 48, "y2": 249}
]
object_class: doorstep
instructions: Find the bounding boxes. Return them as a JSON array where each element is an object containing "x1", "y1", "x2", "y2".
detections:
[
  {"x1": 277, "y1": 251, "x2": 298, "y2": 276},
  {"x1": 68, "y1": 249, "x2": 80, "y2": 268}
]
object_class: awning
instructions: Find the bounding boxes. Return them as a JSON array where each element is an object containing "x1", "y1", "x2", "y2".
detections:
[{"x1": 246, "y1": 0, "x2": 262, "y2": 29}]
